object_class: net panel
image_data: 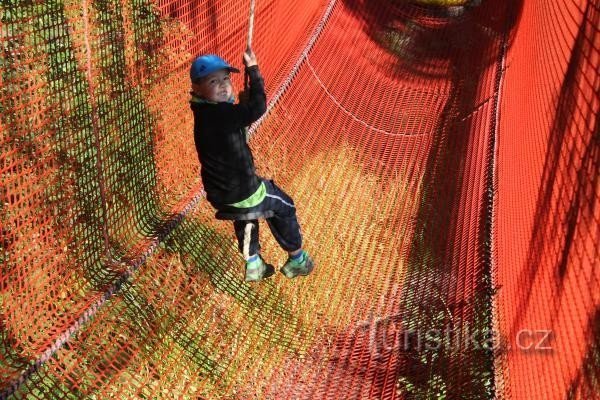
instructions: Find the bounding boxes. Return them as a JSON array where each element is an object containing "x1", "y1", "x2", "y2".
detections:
[
  {"x1": 0, "y1": 0, "x2": 598, "y2": 399},
  {"x1": 494, "y1": 0, "x2": 599, "y2": 398}
]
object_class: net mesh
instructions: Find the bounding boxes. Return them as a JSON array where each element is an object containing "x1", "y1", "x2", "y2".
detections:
[{"x1": 0, "y1": 0, "x2": 598, "y2": 399}]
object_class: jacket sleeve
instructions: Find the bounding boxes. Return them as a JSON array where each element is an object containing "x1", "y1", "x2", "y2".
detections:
[{"x1": 215, "y1": 65, "x2": 267, "y2": 130}]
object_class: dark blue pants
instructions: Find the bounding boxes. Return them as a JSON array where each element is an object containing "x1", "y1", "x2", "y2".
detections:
[{"x1": 221, "y1": 179, "x2": 303, "y2": 259}]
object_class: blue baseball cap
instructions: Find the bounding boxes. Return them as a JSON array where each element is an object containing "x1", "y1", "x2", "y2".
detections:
[{"x1": 190, "y1": 54, "x2": 240, "y2": 82}]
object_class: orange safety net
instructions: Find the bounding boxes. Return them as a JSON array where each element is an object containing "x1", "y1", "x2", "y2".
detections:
[{"x1": 0, "y1": 0, "x2": 597, "y2": 399}]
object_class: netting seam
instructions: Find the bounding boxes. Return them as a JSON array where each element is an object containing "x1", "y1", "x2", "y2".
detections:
[
  {"x1": 1, "y1": 1, "x2": 339, "y2": 397},
  {"x1": 305, "y1": 57, "x2": 425, "y2": 136},
  {"x1": 485, "y1": 9, "x2": 511, "y2": 400},
  {"x1": 0, "y1": 191, "x2": 204, "y2": 400}
]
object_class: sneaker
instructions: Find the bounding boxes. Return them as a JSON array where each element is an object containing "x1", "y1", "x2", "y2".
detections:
[
  {"x1": 280, "y1": 251, "x2": 314, "y2": 278},
  {"x1": 245, "y1": 255, "x2": 275, "y2": 282}
]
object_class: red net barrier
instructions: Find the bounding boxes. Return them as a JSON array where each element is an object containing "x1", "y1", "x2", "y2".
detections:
[
  {"x1": 0, "y1": 0, "x2": 598, "y2": 399},
  {"x1": 495, "y1": 0, "x2": 599, "y2": 398}
]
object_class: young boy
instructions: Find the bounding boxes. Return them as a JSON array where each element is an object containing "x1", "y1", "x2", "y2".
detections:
[{"x1": 189, "y1": 49, "x2": 314, "y2": 282}]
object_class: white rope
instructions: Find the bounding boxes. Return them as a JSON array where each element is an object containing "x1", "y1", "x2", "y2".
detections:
[
  {"x1": 247, "y1": 0, "x2": 256, "y2": 50},
  {"x1": 305, "y1": 57, "x2": 425, "y2": 137}
]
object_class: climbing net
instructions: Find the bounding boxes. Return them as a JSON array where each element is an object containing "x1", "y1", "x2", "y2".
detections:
[{"x1": 1, "y1": 0, "x2": 598, "y2": 399}]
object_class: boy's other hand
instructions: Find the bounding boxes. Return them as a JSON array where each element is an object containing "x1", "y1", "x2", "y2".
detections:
[{"x1": 243, "y1": 48, "x2": 258, "y2": 68}]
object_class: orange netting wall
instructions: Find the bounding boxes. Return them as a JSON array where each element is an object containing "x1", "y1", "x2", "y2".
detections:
[{"x1": 0, "y1": 0, "x2": 597, "y2": 399}]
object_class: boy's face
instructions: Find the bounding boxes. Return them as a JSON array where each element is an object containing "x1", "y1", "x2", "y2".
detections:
[{"x1": 192, "y1": 69, "x2": 234, "y2": 103}]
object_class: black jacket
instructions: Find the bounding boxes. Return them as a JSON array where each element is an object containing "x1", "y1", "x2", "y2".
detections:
[{"x1": 191, "y1": 66, "x2": 267, "y2": 207}]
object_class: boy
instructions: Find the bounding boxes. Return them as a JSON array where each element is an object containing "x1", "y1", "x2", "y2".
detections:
[{"x1": 189, "y1": 49, "x2": 314, "y2": 282}]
